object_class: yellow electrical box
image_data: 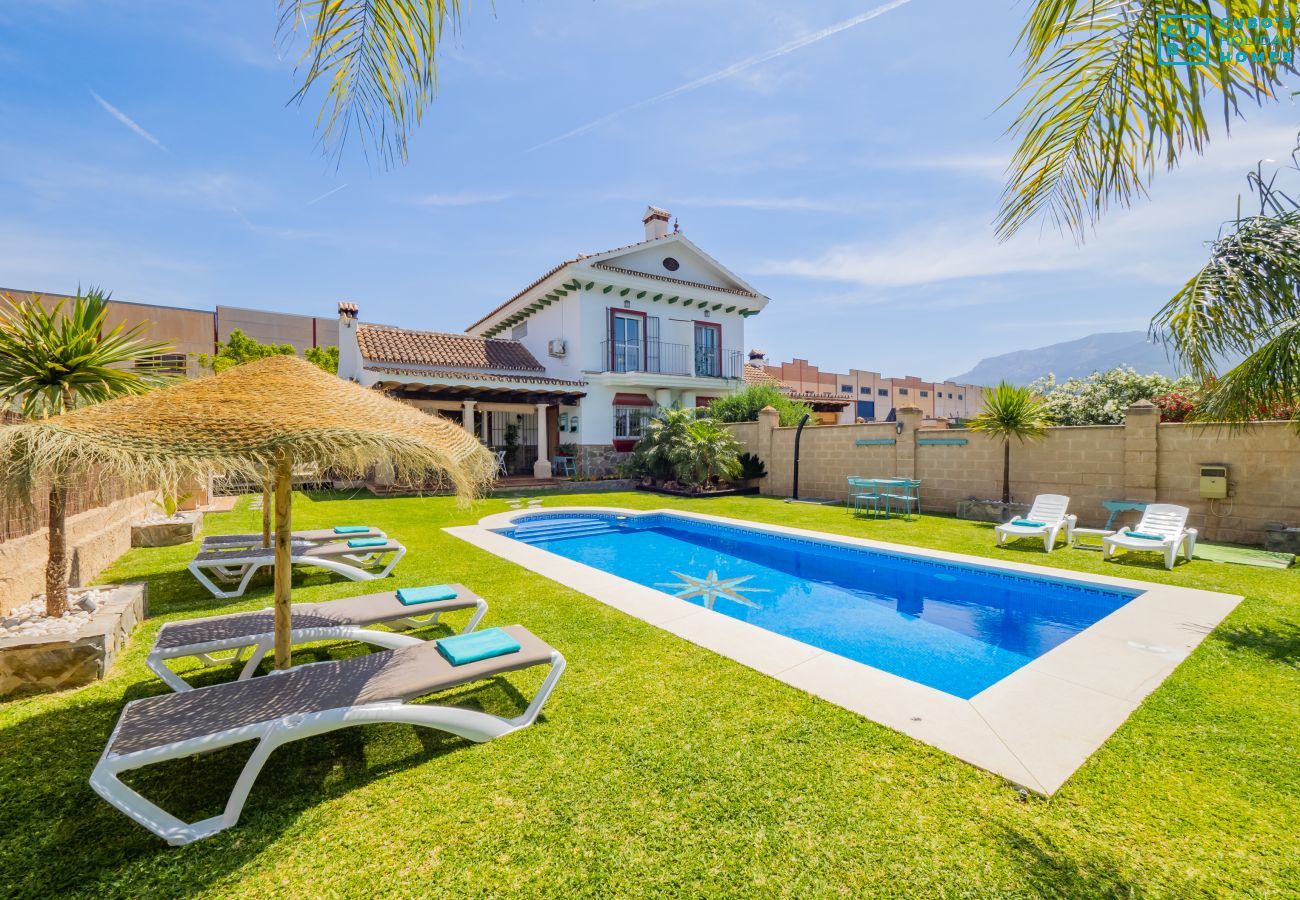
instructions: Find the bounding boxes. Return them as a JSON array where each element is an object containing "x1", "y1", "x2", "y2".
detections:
[{"x1": 1199, "y1": 464, "x2": 1229, "y2": 499}]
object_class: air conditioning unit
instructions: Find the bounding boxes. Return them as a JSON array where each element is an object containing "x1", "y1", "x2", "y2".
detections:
[{"x1": 548, "y1": 339, "x2": 567, "y2": 358}]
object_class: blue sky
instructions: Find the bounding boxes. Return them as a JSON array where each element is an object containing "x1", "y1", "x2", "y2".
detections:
[{"x1": 1, "y1": 0, "x2": 1296, "y2": 379}]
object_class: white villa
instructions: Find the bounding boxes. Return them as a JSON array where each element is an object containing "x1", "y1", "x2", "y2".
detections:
[{"x1": 337, "y1": 207, "x2": 770, "y2": 477}]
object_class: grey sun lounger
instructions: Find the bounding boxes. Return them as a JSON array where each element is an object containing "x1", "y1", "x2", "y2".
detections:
[
  {"x1": 147, "y1": 585, "x2": 489, "y2": 692},
  {"x1": 201, "y1": 527, "x2": 386, "y2": 547},
  {"x1": 92, "y1": 625, "x2": 565, "y2": 846},
  {"x1": 188, "y1": 539, "x2": 407, "y2": 599}
]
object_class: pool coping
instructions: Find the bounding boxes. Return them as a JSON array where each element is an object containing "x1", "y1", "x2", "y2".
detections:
[{"x1": 447, "y1": 506, "x2": 1243, "y2": 795}]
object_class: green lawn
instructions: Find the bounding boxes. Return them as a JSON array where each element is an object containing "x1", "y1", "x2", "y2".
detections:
[{"x1": 2, "y1": 491, "x2": 1297, "y2": 898}]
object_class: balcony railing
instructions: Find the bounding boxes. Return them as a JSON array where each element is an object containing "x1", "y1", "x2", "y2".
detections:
[{"x1": 598, "y1": 341, "x2": 743, "y2": 379}]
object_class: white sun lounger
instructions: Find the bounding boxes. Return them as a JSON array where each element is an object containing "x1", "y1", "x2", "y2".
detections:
[
  {"x1": 994, "y1": 494, "x2": 1077, "y2": 552},
  {"x1": 1103, "y1": 503, "x2": 1197, "y2": 569},
  {"x1": 201, "y1": 527, "x2": 385, "y2": 548},
  {"x1": 188, "y1": 539, "x2": 407, "y2": 599},
  {"x1": 147, "y1": 585, "x2": 489, "y2": 692},
  {"x1": 92, "y1": 625, "x2": 564, "y2": 846}
]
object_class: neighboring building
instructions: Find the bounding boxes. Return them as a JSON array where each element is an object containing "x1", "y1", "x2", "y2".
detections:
[
  {"x1": 758, "y1": 356, "x2": 984, "y2": 424},
  {"x1": 0, "y1": 288, "x2": 338, "y2": 377},
  {"x1": 338, "y1": 207, "x2": 768, "y2": 476}
]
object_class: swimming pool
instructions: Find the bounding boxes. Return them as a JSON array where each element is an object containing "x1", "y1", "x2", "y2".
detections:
[{"x1": 495, "y1": 511, "x2": 1142, "y2": 699}]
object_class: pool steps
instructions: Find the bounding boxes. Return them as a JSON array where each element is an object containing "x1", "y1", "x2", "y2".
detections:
[{"x1": 510, "y1": 519, "x2": 620, "y2": 544}]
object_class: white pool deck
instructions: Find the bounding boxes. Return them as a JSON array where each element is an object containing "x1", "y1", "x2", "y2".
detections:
[{"x1": 448, "y1": 506, "x2": 1242, "y2": 795}]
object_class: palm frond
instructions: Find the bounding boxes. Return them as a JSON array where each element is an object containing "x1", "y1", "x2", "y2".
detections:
[
  {"x1": 1152, "y1": 207, "x2": 1300, "y2": 377},
  {"x1": 1193, "y1": 319, "x2": 1300, "y2": 420},
  {"x1": 967, "y1": 381, "x2": 1052, "y2": 440},
  {"x1": 998, "y1": 0, "x2": 1299, "y2": 241},
  {"x1": 279, "y1": 0, "x2": 465, "y2": 166},
  {"x1": 0, "y1": 290, "x2": 177, "y2": 418}
]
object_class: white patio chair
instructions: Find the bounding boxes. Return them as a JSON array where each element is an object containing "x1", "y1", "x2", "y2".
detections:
[
  {"x1": 188, "y1": 539, "x2": 406, "y2": 599},
  {"x1": 147, "y1": 585, "x2": 489, "y2": 692},
  {"x1": 91, "y1": 625, "x2": 565, "y2": 846},
  {"x1": 994, "y1": 494, "x2": 1077, "y2": 552},
  {"x1": 1103, "y1": 503, "x2": 1197, "y2": 569}
]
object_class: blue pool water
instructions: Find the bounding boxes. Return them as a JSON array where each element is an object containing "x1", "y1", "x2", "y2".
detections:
[{"x1": 498, "y1": 512, "x2": 1142, "y2": 698}]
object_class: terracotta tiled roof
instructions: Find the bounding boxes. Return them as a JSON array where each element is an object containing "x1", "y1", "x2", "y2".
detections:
[
  {"x1": 743, "y1": 364, "x2": 781, "y2": 387},
  {"x1": 357, "y1": 325, "x2": 544, "y2": 371},
  {"x1": 364, "y1": 366, "x2": 585, "y2": 387},
  {"x1": 591, "y1": 263, "x2": 757, "y2": 298}
]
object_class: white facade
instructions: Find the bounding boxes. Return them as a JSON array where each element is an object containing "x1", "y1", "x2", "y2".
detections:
[
  {"x1": 338, "y1": 209, "x2": 770, "y2": 475},
  {"x1": 467, "y1": 217, "x2": 768, "y2": 453}
]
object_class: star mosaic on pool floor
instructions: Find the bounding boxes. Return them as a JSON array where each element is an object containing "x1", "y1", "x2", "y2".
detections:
[{"x1": 655, "y1": 570, "x2": 769, "y2": 610}]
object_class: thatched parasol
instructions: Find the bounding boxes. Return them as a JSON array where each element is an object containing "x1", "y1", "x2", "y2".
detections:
[{"x1": 0, "y1": 354, "x2": 495, "y2": 667}]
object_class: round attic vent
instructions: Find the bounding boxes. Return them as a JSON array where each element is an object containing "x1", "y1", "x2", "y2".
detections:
[{"x1": 662, "y1": 257, "x2": 680, "y2": 271}]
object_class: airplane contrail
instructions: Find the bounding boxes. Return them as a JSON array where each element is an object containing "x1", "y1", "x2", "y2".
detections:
[
  {"x1": 306, "y1": 184, "x2": 349, "y2": 205},
  {"x1": 528, "y1": 0, "x2": 915, "y2": 152},
  {"x1": 90, "y1": 90, "x2": 168, "y2": 151}
]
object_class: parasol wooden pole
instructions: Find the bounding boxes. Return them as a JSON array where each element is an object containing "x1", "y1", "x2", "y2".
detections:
[
  {"x1": 261, "y1": 475, "x2": 272, "y2": 549},
  {"x1": 272, "y1": 454, "x2": 293, "y2": 669}
]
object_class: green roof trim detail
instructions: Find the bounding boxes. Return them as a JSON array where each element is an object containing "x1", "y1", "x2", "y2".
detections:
[
  {"x1": 724, "y1": 305, "x2": 736, "y2": 313},
  {"x1": 918, "y1": 438, "x2": 968, "y2": 446},
  {"x1": 585, "y1": 281, "x2": 594, "y2": 290},
  {"x1": 855, "y1": 439, "x2": 897, "y2": 446},
  {"x1": 667, "y1": 296, "x2": 679, "y2": 304},
  {"x1": 682, "y1": 299, "x2": 694, "y2": 307},
  {"x1": 602, "y1": 285, "x2": 613, "y2": 294},
  {"x1": 653, "y1": 293, "x2": 663, "y2": 301},
  {"x1": 619, "y1": 288, "x2": 630, "y2": 296},
  {"x1": 636, "y1": 291, "x2": 646, "y2": 299}
]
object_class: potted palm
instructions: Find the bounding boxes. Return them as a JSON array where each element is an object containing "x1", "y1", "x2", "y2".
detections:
[{"x1": 959, "y1": 381, "x2": 1050, "y2": 523}]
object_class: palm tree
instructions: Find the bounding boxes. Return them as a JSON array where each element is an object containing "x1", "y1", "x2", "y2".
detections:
[
  {"x1": 279, "y1": 0, "x2": 466, "y2": 165},
  {"x1": 1002, "y1": 3, "x2": 1300, "y2": 422},
  {"x1": 1152, "y1": 147, "x2": 1300, "y2": 420},
  {"x1": 0, "y1": 290, "x2": 174, "y2": 617},
  {"x1": 671, "y1": 418, "x2": 743, "y2": 490},
  {"x1": 968, "y1": 382, "x2": 1050, "y2": 505}
]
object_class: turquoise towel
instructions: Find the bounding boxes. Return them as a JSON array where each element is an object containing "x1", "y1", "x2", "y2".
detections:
[
  {"x1": 396, "y1": 584, "x2": 458, "y2": 606},
  {"x1": 347, "y1": 537, "x2": 388, "y2": 548},
  {"x1": 334, "y1": 525, "x2": 371, "y2": 534},
  {"x1": 437, "y1": 628, "x2": 521, "y2": 666},
  {"x1": 1128, "y1": 531, "x2": 1166, "y2": 541},
  {"x1": 1011, "y1": 519, "x2": 1046, "y2": 528}
]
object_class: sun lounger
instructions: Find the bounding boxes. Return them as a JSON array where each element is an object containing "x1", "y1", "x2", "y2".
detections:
[
  {"x1": 201, "y1": 526, "x2": 385, "y2": 548},
  {"x1": 1103, "y1": 503, "x2": 1197, "y2": 569},
  {"x1": 91, "y1": 625, "x2": 564, "y2": 846},
  {"x1": 994, "y1": 494, "x2": 1077, "y2": 552},
  {"x1": 147, "y1": 585, "x2": 489, "y2": 692},
  {"x1": 188, "y1": 539, "x2": 407, "y2": 599}
]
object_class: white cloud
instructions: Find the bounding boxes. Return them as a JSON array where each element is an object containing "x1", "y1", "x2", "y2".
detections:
[{"x1": 89, "y1": 90, "x2": 167, "y2": 151}]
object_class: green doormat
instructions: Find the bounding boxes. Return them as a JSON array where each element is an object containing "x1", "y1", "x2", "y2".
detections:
[{"x1": 1193, "y1": 543, "x2": 1295, "y2": 569}]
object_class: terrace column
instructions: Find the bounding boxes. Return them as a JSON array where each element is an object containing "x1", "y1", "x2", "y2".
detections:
[
  {"x1": 533, "y1": 403, "x2": 552, "y2": 478},
  {"x1": 461, "y1": 399, "x2": 477, "y2": 435},
  {"x1": 479, "y1": 408, "x2": 491, "y2": 443}
]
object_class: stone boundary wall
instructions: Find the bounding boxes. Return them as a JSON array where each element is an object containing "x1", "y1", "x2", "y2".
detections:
[
  {"x1": 0, "y1": 491, "x2": 155, "y2": 615},
  {"x1": 728, "y1": 404, "x2": 1299, "y2": 545}
]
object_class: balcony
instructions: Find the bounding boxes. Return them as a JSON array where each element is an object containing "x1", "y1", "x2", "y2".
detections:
[{"x1": 598, "y1": 340, "x2": 743, "y2": 379}]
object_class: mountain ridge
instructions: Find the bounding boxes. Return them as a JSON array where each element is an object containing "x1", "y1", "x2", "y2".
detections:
[{"x1": 951, "y1": 331, "x2": 1182, "y2": 385}]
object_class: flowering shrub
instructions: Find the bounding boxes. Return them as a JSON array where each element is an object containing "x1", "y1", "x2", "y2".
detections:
[
  {"x1": 1153, "y1": 390, "x2": 1196, "y2": 422},
  {"x1": 1029, "y1": 367, "x2": 1198, "y2": 425}
]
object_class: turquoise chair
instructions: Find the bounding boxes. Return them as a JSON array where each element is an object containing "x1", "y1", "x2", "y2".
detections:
[
  {"x1": 847, "y1": 477, "x2": 883, "y2": 517},
  {"x1": 883, "y1": 478, "x2": 921, "y2": 520}
]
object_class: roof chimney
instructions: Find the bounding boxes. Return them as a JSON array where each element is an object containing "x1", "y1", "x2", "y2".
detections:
[
  {"x1": 338, "y1": 301, "x2": 358, "y2": 320},
  {"x1": 748, "y1": 348, "x2": 767, "y2": 364},
  {"x1": 642, "y1": 205, "x2": 671, "y2": 241}
]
